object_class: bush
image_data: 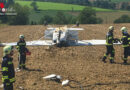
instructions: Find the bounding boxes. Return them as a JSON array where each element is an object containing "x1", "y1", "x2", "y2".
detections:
[
  {"x1": 40, "y1": 15, "x2": 53, "y2": 24},
  {"x1": 53, "y1": 11, "x2": 68, "y2": 24},
  {"x1": 78, "y1": 7, "x2": 103, "y2": 24},
  {"x1": 114, "y1": 15, "x2": 130, "y2": 23},
  {"x1": 8, "y1": 3, "x2": 30, "y2": 25},
  {"x1": 30, "y1": 1, "x2": 38, "y2": 11}
]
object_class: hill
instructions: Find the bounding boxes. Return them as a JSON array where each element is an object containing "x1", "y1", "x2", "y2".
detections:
[
  {"x1": 0, "y1": 24, "x2": 130, "y2": 90},
  {"x1": 15, "y1": 1, "x2": 114, "y2": 12},
  {"x1": 111, "y1": 0, "x2": 130, "y2": 3}
]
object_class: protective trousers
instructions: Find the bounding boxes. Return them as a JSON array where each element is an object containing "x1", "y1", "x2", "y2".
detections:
[
  {"x1": 18, "y1": 53, "x2": 26, "y2": 69},
  {"x1": 4, "y1": 83, "x2": 13, "y2": 90},
  {"x1": 123, "y1": 47, "x2": 129, "y2": 63},
  {"x1": 102, "y1": 46, "x2": 115, "y2": 63}
]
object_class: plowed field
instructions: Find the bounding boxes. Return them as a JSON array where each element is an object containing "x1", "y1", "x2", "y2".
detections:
[{"x1": 0, "y1": 24, "x2": 130, "y2": 90}]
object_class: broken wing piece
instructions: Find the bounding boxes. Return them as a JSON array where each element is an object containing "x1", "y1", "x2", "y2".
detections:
[
  {"x1": 2, "y1": 40, "x2": 54, "y2": 46},
  {"x1": 62, "y1": 80, "x2": 70, "y2": 86},
  {"x1": 43, "y1": 74, "x2": 57, "y2": 80},
  {"x1": 71, "y1": 40, "x2": 121, "y2": 46}
]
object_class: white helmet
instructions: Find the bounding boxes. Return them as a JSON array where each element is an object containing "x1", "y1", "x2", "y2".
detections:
[
  {"x1": 3, "y1": 45, "x2": 13, "y2": 55},
  {"x1": 19, "y1": 35, "x2": 24, "y2": 39},
  {"x1": 108, "y1": 26, "x2": 114, "y2": 31},
  {"x1": 121, "y1": 27, "x2": 127, "y2": 32}
]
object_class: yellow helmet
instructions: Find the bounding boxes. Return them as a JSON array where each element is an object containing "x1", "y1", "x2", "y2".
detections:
[
  {"x1": 19, "y1": 35, "x2": 24, "y2": 39},
  {"x1": 121, "y1": 27, "x2": 127, "y2": 32},
  {"x1": 108, "y1": 26, "x2": 114, "y2": 31},
  {"x1": 3, "y1": 45, "x2": 13, "y2": 55}
]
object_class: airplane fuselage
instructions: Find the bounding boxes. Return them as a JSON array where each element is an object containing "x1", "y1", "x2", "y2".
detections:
[{"x1": 52, "y1": 29, "x2": 68, "y2": 46}]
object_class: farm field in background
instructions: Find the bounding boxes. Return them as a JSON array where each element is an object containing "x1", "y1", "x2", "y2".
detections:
[{"x1": 15, "y1": 1, "x2": 114, "y2": 12}]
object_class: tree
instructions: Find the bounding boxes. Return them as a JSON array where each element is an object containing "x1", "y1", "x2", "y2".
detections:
[
  {"x1": 78, "y1": 7, "x2": 102, "y2": 24},
  {"x1": 53, "y1": 11, "x2": 68, "y2": 24},
  {"x1": 3, "y1": 0, "x2": 14, "y2": 8},
  {"x1": 30, "y1": 1, "x2": 38, "y2": 11},
  {"x1": 0, "y1": 20, "x2": 2, "y2": 24},
  {"x1": 8, "y1": 3, "x2": 30, "y2": 25},
  {"x1": 114, "y1": 15, "x2": 130, "y2": 23},
  {"x1": 0, "y1": 16, "x2": 8, "y2": 23},
  {"x1": 126, "y1": 6, "x2": 130, "y2": 11},
  {"x1": 40, "y1": 15, "x2": 53, "y2": 24}
]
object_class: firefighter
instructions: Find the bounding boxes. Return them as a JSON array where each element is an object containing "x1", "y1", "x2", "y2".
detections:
[
  {"x1": 120, "y1": 27, "x2": 130, "y2": 64},
  {"x1": 1, "y1": 45, "x2": 15, "y2": 90},
  {"x1": 102, "y1": 26, "x2": 115, "y2": 63},
  {"x1": 17, "y1": 35, "x2": 28, "y2": 69},
  {"x1": 76, "y1": 21, "x2": 79, "y2": 27}
]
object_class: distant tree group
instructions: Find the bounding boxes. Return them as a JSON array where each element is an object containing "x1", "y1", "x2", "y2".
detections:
[
  {"x1": 40, "y1": 15, "x2": 53, "y2": 24},
  {"x1": 32, "y1": 0, "x2": 92, "y2": 6},
  {"x1": 114, "y1": 15, "x2": 130, "y2": 23},
  {"x1": 78, "y1": 7, "x2": 102, "y2": 24},
  {"x1": 0, "y1": 2, "x2": 104, "y2": 25},
  {"x1": 92, "y1": 0, "x2": 116, "y2": 9},
  {"x1": 121, "y1": 2, "x2": 130, "y2": 11},
  {"x1": 53, "y1": 11, "x2": 68, "y2": 24},
  {"x1": 0, "y1": 0, "x2": 14, "y2": 7},
  {"x1": 0, "y1": 3, "x2": 30, "y2": 25},
  {"x1": 30, "y1": 1, "x2": 38, "y2": 11},
  {"x1": 8, "y1": 3, "x2": 30, "y2": 25},
  {"x1": 38, "y1": 7, "x2": 102, "y2": 25},
  {"x1": 35, "y1": 0, "x2": 130, "y2": 10},
  {"x1": 35, "y1": 0, "x2": 117, "y2": 9}
]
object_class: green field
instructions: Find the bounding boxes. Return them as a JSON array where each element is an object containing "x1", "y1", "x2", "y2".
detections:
[
  {"x1": 14, "y1": 1, "x2": 130, "y2": 24},
  {"x1": 15, "y1": 1, "x2": 114, "y2": 12},
  {"x1": 15, "y1": 0, "x2": 130, "y2": 3},
  {"x1": 111, "y1": 0, "x2": 130, "y2": 2}
]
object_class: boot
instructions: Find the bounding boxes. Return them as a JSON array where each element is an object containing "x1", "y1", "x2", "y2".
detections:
[
  {"x1": 102, "y1": 57, "x2": 106, "y2": 63},
  {"x1": 123, "y1": 60, "x2": 127, "y2": 64},
  {"x1": 18, "y1": 66, "x2": 22, "y2": 69},
  {"x1": 110, "y1": 59, "x2": 115, "y2": 64}
]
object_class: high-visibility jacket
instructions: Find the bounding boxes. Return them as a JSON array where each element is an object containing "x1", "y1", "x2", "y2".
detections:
[
  {"x1": 121, "y1": 33, "x2": 130, "y2": 48},
  {"x1": 106, "y1": 31, "x2": 114, "y2": 46},
  {"x1": 17, "y1": 40, "x2": 27, "y2": 53},
  {"x1": 1, "y1": 56, "x2": 15, "y2": 84}
]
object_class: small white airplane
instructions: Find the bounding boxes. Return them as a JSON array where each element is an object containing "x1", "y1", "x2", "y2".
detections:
[{"x1": 1, "y1": 25, "x2": 121, "y2": 47}]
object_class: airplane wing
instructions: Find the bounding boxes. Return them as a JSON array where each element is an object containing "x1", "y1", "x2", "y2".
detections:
[
  {"x1": 70, "y1": 40, "x2": 121, "y2": 46},
  {"x1": 47, "y1": 28, "x2": 55, "y2": 30},
  {"x1": 68, "y1": 28, "x2": 84, "y2": 31},
  {"x1": 68, "y1": 30, "x2": 78, "y2": 40},
  {"x1": 1, "y1": 40, "x2": 54, "y2": 46},
  {"x1": 44, "y1": 29, "x2": 54, "y2": 39}
]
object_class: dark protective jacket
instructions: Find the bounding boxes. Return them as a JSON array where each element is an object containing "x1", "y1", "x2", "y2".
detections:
[
  {"x1": 121, "y1": 32, "x2": 130, "y2": 47},
  {"x1": 17, "y1": 40, "x2": 28, "y2": 53},
  {"x1": 1, "y1": 56, "x2": 15, "y2": 84},
  {"x1": 106, "y1": 31, "x2": 114, "y2": 46}
]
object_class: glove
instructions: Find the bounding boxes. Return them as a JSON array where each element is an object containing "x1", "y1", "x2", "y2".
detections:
[
  {"x1": 4, "y1": 79, "x2": 10, "y2": 86},
  {"x1": 10, "y1": 77, "x2": 15, "y2": 83},
  {"x1": 114, "y1": 38, "x2": 121, "y2": 43},
  {"x1": 25, "y1": 48, "x2": 29, "y2": 53},
  {"x1": 11, "y1": 79, "x2": 15, "y2": 83}
]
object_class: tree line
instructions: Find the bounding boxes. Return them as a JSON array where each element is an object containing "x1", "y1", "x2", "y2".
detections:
[
  {"x1": 29, "y1": 0, "x2": 130, "y2": 10},
  {"x1": 0, "y1": 2, "x2": 103, "y2": 25},
  {"x1": 0, "y1": 2, "x2": 130, "y2": 25}
]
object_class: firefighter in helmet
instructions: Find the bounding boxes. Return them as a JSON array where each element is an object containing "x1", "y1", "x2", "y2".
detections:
[
  {"x1": 1, "y1": 45, "x2": 15, "y2": 90},
  {"x1": 102, "y1": 26, "x2": 115, "y2": 63},
  {"x1": 17, "y1": 35, "x2": 29, "y2": 69},
  {"x1": 120, "y1": 27, "x2": 130, "y2": 64}
]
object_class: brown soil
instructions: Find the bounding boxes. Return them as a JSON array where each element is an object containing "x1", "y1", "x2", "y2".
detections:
[{"x1": 0, "y1": 24, "x2": 130, "y2": 90}]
